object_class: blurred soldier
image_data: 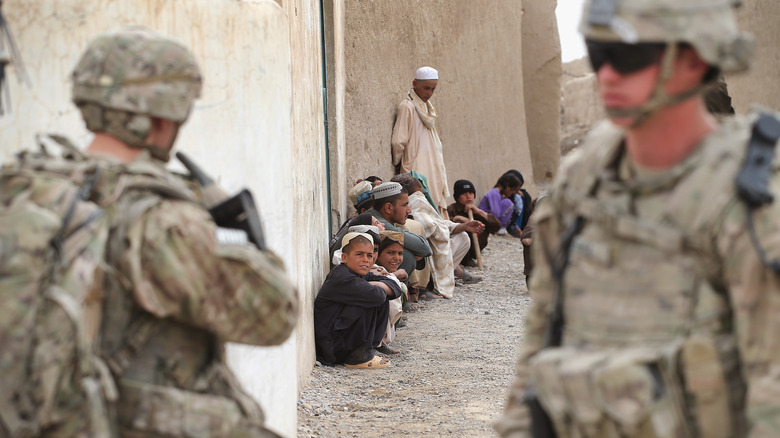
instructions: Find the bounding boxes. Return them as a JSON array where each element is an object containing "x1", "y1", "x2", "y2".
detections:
[
  {"x1": 70, "y1": 28, "x2": 298, "y2": 437},
  {"x1": 493, "y1": 0, "x2": 780, "y2": 437}
]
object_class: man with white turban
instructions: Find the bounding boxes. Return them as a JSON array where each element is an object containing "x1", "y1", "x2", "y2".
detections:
[{"x1": 391, "y1": 66, "x2": 450, "y2": 218}]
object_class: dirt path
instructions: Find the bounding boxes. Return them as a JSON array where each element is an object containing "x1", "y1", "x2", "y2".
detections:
[{"x1": 297, "y1": 235, "x2": 531, "y2": 437}]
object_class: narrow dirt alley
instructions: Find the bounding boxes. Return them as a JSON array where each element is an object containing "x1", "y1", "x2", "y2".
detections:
[{"x1": 297, "y1": 235, "x2": 531, "y2": 437}]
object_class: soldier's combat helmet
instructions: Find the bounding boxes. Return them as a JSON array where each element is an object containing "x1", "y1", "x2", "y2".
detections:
[
  {"x1": 71, "y1": 27, "x2": 202, "y2": 161},
  {"x1": 581, "y1": 0, "x2": 753, "y2": 72},
  {"x1": 579, "y1": 0, "x2": 753, "y2": 124}
]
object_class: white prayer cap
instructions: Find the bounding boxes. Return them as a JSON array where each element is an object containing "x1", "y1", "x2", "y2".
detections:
[
  {"x1": 372, "y1": 182, "x2": 403, "y2": 199},
  {"x1": 348, "y1": 180, "x2": 373, "y2": 205},
  {"x1": 341, "y1": 232, "x2": 374, "y2": 250},
  {"x1": 414, "y1": 66, "x2": 438, "y2": 81},
  {"x1": 348, "y1": 225, "x2": 380, "y2": 235}
]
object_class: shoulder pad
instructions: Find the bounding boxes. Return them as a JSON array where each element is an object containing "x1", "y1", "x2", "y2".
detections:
[{"x1": 554, "y1": 121, "x2": 624, "y2": 201}]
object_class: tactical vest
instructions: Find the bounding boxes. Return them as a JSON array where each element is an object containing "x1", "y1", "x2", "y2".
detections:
[
  {"x1": 529, "y1": 118, "x2": 756, "y2": 438},
  {"x1": 12, "y1": 146, "x2": 273, "y2": 437},
  {"x1": 0, "y1": 147, "x2": 115, "y2": 437}
]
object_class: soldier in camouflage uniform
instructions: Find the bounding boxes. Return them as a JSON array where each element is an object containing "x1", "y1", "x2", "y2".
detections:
[
  {"x1": 69, "y1": 28, "x2": 298, "y2": 437},
  {"x1": 495, "y1": 1, "x2": 780, "y2": 437}
]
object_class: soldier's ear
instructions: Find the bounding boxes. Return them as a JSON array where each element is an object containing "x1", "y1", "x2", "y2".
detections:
[{"x1": 678, "y1": 47, "x2": 710, "y2": 81}]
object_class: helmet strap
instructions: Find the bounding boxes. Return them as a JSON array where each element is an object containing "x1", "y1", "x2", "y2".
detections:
[
  {"x1": 132, "y1": 119, "x2": 178, "y2": 162},
  {"x1": 79, "y1": 105, "x2": 176, "y2": 162},
  {"x1": 138, "y1": 143, "x2": 174, "y2": 162},
  {"x1": 108, "y1": 113, "x2": 172, "y2": 161}
]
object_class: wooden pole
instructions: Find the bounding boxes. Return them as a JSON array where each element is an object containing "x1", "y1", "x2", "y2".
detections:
[{"x1": 467, "y1": 210, "x2": 484, "y2": 269}]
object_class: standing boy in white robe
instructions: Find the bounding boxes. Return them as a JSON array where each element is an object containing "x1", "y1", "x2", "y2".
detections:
[{"x1": 391, "y1": 66, "x2": 450, "y2": 218}]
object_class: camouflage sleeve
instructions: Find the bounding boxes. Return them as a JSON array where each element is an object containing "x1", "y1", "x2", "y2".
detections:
[
  {"x1": 495, "y1": 201, "x2": 560, "y2": 438},
  {"x1": 122, "y1": 199, "x2": 299, "y2": 346},
  {"x1": 718, "y1": 196, "x2": 780, "y2": 437}
]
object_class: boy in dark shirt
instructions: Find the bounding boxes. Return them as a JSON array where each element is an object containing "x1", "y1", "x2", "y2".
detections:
[
  {"x1": 314, "y1": 232, "x2": 402, "y2": 369},
  {"x1": 447, "y1": 179, "x2": 501, "y2": 267}
]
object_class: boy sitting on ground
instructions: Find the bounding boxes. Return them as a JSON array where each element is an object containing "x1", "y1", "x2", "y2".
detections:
[
  {"x1": 360, "y1": 175, "x2": 383, "y2": 188},
  {"x1": 392, "y1": 173, "x2": 484, "y2": 298},
  {"x1": 367, "y1": 182, "x2": 433, "y2": 285},
  {"x1": 503, "y1": 169, "x2": 533, "y2": 238},
  {"x1": 373, "y1": 230, "x2": 411, "y2": 355},
  {"x1": 447, "y1": 179, "x2": 501, "y2": 268},
  {"x1": 348, "y1": 180, "x2": 376, "y2": 215},
  {"x1": 314, "y1": 232, "x2": 402, "y2": 369},
  {"x1": 478, "y1": 173, "x2": 521, "y2": 235},
  {"x1": 334, "y1": 226, "x2": 413, "y2": 343}
]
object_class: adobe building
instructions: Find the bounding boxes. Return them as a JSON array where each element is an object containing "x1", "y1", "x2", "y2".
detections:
[
  {"x1": 727, "y1": 1, "x2": 780, "y2": 113},
  {"x1": 522, "y1": 0, "x2": 562, "y2": 183},
  {"x1": 327, "y1": 0, "x2": 561, "y2": 227}
]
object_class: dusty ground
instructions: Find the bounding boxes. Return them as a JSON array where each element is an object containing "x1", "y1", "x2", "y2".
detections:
[{"x1": 297, "y1": 236, "x2": 531, "y2": 437}]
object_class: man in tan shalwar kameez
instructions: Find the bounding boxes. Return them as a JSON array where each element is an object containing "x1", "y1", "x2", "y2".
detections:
[
  {"x1": 391, "y1": 174, "x2": 483, "y2": 298},
  {"x1": 392, "y1": 66, "x2": 450, "y2": 219}
]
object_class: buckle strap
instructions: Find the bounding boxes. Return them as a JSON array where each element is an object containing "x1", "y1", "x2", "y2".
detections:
[{"x1": 105, "y1": 313, "x2": 160, "y2": 377}]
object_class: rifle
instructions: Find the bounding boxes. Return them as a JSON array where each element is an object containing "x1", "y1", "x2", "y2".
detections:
[
  {"x1": 524, "y1": 215, "x2": 584, "y2": 438},
  {"x1": 176, "y1": 151, "x2": 267, "y2": 250}
]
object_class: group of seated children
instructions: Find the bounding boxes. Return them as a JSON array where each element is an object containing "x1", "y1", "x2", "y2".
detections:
[
  {"x1": 448, "y1": 169, "x2": 534, "y2": 264},
  {"x1": 314, "y1": 170, "x2": 534, "y2": 369}
]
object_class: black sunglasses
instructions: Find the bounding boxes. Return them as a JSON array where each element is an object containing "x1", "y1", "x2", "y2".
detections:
[{"x1": 586, "y1": 41, "x2": 666, "y2": 75}]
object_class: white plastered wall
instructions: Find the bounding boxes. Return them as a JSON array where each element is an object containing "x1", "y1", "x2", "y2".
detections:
[{"x1": 0, "y1": 1, "x2": 309, "y2": 436}]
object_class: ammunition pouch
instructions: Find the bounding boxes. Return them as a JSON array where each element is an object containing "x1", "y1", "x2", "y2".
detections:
[
  {"x1": 528, "y1": 337, "x2": 738, "y2": 438},
  {"x1": 117, "y1": 379, "x2": 279, "y2": 438}
]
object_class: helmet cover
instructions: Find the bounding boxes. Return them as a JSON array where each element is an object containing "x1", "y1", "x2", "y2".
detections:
[{"x1": 580, "y1": 0, "x2": 753, "y2": 72}]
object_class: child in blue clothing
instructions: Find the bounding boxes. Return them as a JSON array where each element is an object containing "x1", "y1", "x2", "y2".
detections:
[
  {"x1": 503, "y1": 169, "x2": 534, "y2": 238},
  {"x1": 478, "y1": 173, "x2": 522, "y2": 235}
]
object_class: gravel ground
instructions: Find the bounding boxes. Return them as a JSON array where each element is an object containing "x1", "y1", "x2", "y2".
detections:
[{"x1": 297, "y1": 235, "x2": 532, "y2": 437}]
